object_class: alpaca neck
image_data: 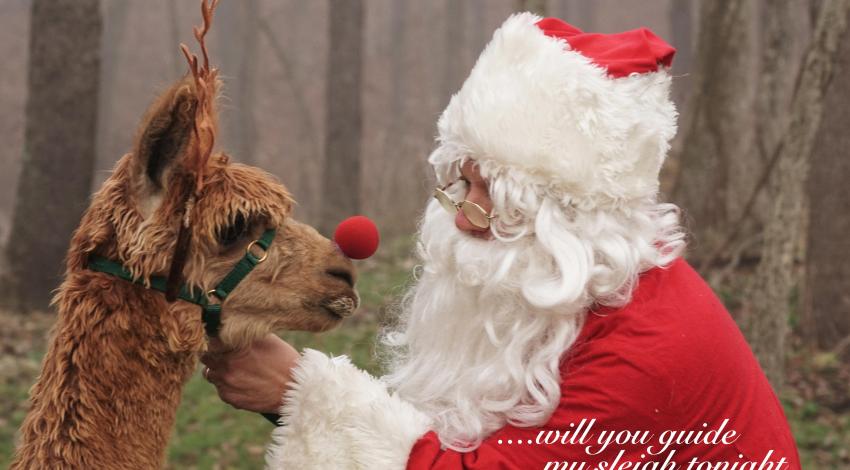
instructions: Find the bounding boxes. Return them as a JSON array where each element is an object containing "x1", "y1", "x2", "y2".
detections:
[{"x1": 12, "y1": 270, "x2": 205, "y2": 469}]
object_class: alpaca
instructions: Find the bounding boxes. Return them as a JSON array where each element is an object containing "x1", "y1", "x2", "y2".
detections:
[{"x1": 10, "y1": 2, "x2": 358, "y2": 468}]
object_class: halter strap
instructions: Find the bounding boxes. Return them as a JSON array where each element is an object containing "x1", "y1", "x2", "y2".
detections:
[{"x1": 86, "y1": 228, "x2": 276, "y2": 337}]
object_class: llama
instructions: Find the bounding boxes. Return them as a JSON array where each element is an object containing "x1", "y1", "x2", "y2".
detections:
[{"x1": 10, "y1": 2, "x2": 358, "y2": 468}]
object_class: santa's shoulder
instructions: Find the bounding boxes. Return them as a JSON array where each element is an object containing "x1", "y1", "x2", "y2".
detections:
[
  {"x1": 581, "y1": 258, "x2": 741, "y2": 349},
  {"x1": 569, "y1": 257, "x2": 767, "y2": 408}
]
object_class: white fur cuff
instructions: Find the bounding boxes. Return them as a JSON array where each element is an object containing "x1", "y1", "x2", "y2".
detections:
[{"x1": 265, "y1": 349, "x2": 432, "y2": 469}]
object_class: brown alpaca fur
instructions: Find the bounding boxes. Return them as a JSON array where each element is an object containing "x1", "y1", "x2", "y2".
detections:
[{"x1": 10, "y1": 75, "x2": 357, "y2": 468}]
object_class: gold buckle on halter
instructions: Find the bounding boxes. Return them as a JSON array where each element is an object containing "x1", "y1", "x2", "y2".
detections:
[
  {"x1": 206, "y1": 289, "x2": 223, "y2": 303},
  {"x1": 246, "y1": 240, "x2": 269, "y2": 263}
]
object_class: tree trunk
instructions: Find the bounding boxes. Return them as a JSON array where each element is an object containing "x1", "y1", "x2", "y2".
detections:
[
  {"x1": 518, "y1": 0, "x2": 548, "y2": 15},
  {"x1": 671, "y1": 0, "x2": 756, "y2": 266},
  {"x1": 804, "y1": 5, "x2": 850, "y2": 354},
  {"x1": 373, "y1": 0, "x2": 409, "y2": 226},
  {"x1": 443, "y1": 0, "x2": 466, "y2": 101},
  {"x1": 576, "y1": 0, "x2": 595, "y2": 30},
  {"x1": 756, "y1": 0, "x2": 811, "y2": 166},
  {"x1": 217, "y1": 0, "x2": 259, "y2": 163},
  {"x1": 660, "y1": 0, "x2": 694, "y2": 197},
  {"x1": 93, "y1": 0, "x2": 129, "y2": 187},
  {"x1": 320, "y1": 0, "x2": 364, "y2": 235},
  {"x1": 668, "y1": 0, "x2": 693, "y2": 108},
  {"x1": 5, "y1": 0, "x2": 101, "y2": 311},
  {"x1": 742, "y1": 0, "x2": 850, "y2": 389},
  {"x1": 166, "y1": 0, "x2": 181, "y2": 77}
]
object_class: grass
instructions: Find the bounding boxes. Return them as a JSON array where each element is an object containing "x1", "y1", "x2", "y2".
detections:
[
  {"x1": 784, "y1": 397, "x2": 850, "y2": 468},
  {"x1": 782, "y1": 346, "x2": 850, "y2": 468},
  {"x1": 0, "y1": 381, "x2": 34, "y2": 464},
  {"x1": 2, "y1": 237, "x2": 848, "y2": 468}
]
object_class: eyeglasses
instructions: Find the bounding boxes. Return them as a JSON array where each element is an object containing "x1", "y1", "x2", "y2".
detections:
[{"x1": 433, "y1": 183, "x2": 496, "y2": 229}]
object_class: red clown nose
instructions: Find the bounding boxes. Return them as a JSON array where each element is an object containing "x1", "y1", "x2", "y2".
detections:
[{"x1": 334, "y1": 216, "x2": 379, "y2": 260}]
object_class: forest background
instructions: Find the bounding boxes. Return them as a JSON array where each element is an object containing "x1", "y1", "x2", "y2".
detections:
[{"x1": 0, "y1": 0, "x2": 848, "y2": 468}]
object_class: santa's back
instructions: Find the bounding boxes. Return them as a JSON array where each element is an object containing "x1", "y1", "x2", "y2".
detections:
[{"x1": 558, "y1": 258, "x2": 801, "y2": 467}]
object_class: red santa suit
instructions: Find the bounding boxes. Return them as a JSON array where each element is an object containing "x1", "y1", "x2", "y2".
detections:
[
  {"x1": 406, "y1": 259, "x2": 800, "y2": 469},
  {"x1": 265, "y1": 14, "x2": 801, "y2": 470},
  {"x1": 266, "y1": 259, "x2": 800, "y2": 469}
]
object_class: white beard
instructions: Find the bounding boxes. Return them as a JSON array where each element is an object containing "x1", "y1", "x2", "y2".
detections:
[
  {"x1": 380, "y1": 199, "x2": 587, "y2": 451},
  {"x1": 379, "y1": 152, "x2": 685, "y2": 451}
]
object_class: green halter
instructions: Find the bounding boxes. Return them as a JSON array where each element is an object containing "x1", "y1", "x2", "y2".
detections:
[{"x1": 86, "y1": 228, "x2": 276, "y2": 337}]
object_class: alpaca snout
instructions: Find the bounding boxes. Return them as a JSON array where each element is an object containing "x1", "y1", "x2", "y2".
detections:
[{"x1": 322, "y1": 294, "x2": 360, "y2": 318}]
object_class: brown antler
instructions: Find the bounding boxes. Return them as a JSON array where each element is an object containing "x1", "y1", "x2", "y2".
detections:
[
  {"x1": 180, "y1": 0, "x2": 219, "y2": 197},
  {"x1": 166, "y1": 0, "x2": 220, "y2": 302}
]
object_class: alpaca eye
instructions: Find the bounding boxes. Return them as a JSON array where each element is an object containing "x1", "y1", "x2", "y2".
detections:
[{"x1": 217, "y1": 213, "x2": 248, "y2": 247}]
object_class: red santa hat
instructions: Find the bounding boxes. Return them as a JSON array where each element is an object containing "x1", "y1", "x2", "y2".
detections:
[{"x1": 430, "y1": 14, "x2": 678, "y2": 207}]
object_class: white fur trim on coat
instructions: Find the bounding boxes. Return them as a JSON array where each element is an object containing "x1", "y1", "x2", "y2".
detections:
[
  {"x1": 430, "y1": 13, "x2": 677, "y2": 205},
  {"x1": 265, "y1": 349, "x2": 432, "y2": 470}
]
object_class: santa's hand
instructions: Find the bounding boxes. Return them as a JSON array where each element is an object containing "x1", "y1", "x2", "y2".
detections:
[{"x1": 200, "y1": 334, "x2": 300, "y2": 414}]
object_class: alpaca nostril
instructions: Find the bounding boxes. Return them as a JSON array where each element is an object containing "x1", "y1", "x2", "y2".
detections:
[{"x1": 326, "y1": 268, "x2": 354, "y2": 288}]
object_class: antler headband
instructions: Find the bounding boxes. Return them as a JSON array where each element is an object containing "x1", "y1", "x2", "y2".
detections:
[
  {"x1": 166, "y1": 0, "x2": 220, "y2": 300},
  {"x1": 180, "y1": 0, "x2": 219, "y2": 197}
]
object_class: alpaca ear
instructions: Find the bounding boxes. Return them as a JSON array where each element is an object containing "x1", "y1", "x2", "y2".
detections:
[{"x1": 132, "y1": 79, "x2": 199, "y2": 191}]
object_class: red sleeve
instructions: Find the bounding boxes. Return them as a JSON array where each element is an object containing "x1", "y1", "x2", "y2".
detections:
[{"x1": 405, "y1": 338, "x2": 673, "y2": 470}]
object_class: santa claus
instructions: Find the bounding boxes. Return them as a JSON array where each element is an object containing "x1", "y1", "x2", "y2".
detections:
[{"x1": 202, "y1": 14, "x2": 801, "y2": 469}]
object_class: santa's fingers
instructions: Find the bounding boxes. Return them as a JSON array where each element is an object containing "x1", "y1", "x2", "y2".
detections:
[
  {"x1": 200, "y1": 353, "x2": 223, "y2": 370},
  {"x1": 199, "y1": 347, "x2": 239, "y2": 370},
  {"x1": 203, "y1": 364, "x2": 245, "y2": 390},
  {"x1": 203, "y1": 365, "x2": 226, "y2": 385}
]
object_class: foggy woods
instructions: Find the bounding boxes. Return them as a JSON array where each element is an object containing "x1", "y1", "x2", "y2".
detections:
[{"x1": 0, "y1": 0, "x2": 848, "y2": 467}]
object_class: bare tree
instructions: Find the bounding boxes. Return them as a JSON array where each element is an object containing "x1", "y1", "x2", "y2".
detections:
[
  {"x1": 166, "y1": 0, "x2": 182, "y2": 77},
  {"x1": 756, "y1": 1, "x2": 812, "y2": 166},
  {"x1": 743, "y1": 0, "x2": 850, "y2": 389},
  {"x1": 693, "y1": 0, "x2": 812, "y2": 279},
  {"x1": 668, "y1": 0, "x2": 693, "y2": 108},
  {"x1": 518, "y1": 0, "x2": 548, "y2": 15},
  {"x1": 5, "y1": 0, "x2": 101, "y2": 311},
  {"x1": 670, "y1": 0, "x2": 756, "y2": 266},
  {"x1": 576, "y1": 0, "x2": 595, "y2": 30},
  {"x1": 217, "y1": 0, "x2": 259, "y2": 163},
  {"x1": 443, "y1": 0, "x2": 467, "y2": 101},
  {"x1": 257, "y1": 17, "x2": 320, "y2": 164},
  {"x1": 804, "y1": 5, "x2": 850, "y2": 356},
  {"x1": 374, "y1": 0, "x2": 410, "y2": 224},
  {"x1": 320, "y1": 0, "x2": 364, "y2": 235},
  {"x1": 94, "y1": 0, "x2": 128, "y2": 178}
]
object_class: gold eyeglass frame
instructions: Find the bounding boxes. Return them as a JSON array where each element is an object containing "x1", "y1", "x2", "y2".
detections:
[{"x1": 433, "y1": 183, "x2": 496, "y2": 229}]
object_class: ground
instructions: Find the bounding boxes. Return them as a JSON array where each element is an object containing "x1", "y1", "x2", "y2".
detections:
[{"x1": 1, "y1": 241, "x2": 847, "y2": 469}]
